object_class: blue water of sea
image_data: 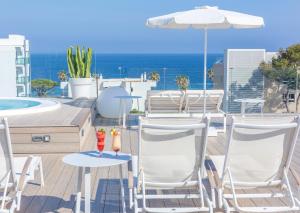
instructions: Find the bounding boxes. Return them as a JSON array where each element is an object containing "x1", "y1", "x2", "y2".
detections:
[{"x1": 31, "y1": 53, "x2": 223, "y2": 96}]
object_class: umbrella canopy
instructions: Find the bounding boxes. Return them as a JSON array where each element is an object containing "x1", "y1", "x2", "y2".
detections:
[
  {"x1": 146, "y1": 6, "x2": 264, "y2": 29},
  {"x1": 146, "y1": 6, "x2": 264, "y2": 113}
]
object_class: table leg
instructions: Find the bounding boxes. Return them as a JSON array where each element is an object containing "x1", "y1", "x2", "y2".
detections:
[
  {"x1": 76, "y1": 167, "x2": 83, "y2": 213},
  {"x1": 241, "y1": 102, "x2": 246, "y2": 117},
  {"x1": 122, "y1": 100, "x2": 126, "y2": 128},
  {"x1": 118, "y1": 99, "x2": 122, "y2": 125},
  {"x1": 84, "y1": 167, "x2": 91, "y2": 213},
  {"x1": 119, "y1": 165, "x2": 126, "y2": 213}
]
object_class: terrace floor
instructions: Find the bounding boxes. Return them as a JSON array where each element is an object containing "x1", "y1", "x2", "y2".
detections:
[{"x1": 17, "y1": 115, "x2": 300, "y2": 213}]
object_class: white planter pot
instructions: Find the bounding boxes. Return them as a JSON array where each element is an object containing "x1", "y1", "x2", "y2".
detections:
[{"x1": 69, "y1": 78, "x2": 93, "y2": 99}]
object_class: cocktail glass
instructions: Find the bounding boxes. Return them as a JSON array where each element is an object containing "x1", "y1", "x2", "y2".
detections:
[
  {"x1": 112, "y1": 131, "x2": 121, "y2": 156},
  {"x1": 96, "y1": 131, "x2": 105, "y2": 156}
]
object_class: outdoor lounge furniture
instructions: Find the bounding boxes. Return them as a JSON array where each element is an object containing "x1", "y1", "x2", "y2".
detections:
[
  {"x1": 0, "y1": 118, "x2": 44, "y2": 212},
  {"x1": 184, "y1": 90, "x2": 224, "y2": 114},
  {"x1": 206, "y1": 115, "x2": 300, "y2": 212},
  {"x1": 129, "y1": 116, "x2": 213, "y2": 213},
  {"x1": 145, "y1": 90, "x2": 226, "y2": 132},
  {"x1": 145, "y1": 90, "x2": 185, "y2": 114}
]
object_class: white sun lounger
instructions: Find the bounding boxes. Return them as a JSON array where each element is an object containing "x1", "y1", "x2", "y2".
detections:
[
  {"x1": 206, "y1": 115, "x2": 300, "y2": 212},
  {"x1": 145, "y1": 90, "x2": 185, "y2": 114},
  {"x1": 129, "y1": 116, "x2": 213, "y2": 213},
  {"x1": 0, "y1": 118, "x2": 44, "y2": 212},
  {"x1": 146, "y1": 90, "x2": 226, "y2": 132}
]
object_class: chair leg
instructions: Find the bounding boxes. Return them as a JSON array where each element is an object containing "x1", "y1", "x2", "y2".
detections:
[
  {"x1": 134, "y1": 188, "x2": 138, "y2": 213},
  {"x1": 211, "y1": 187, "x2": 216, "y2": 208},
  {"x1": 39, "y1": 159, "x2": 45, "y2": 187},
  {"x1": 223, "y1": 198, "x2": 230, "y2": 213},
  {"x1": 218, "y1": 188, "x2": 223, "y2": 208},
  {"x1": 223, "y1": 116, "x2": 226, "y2": 133},
  {"x1": 16, "y1": 191, "x2": 22, "y2": 211},
  {"x1": 75, "y1": 167, "x2": 83, "y2": 213},
  {"x1": 9, "y1": 199, "x2": 17, "y2": 213},
  {"x1": 119, "y1": 165, "x2": 126, "y2": 213}
]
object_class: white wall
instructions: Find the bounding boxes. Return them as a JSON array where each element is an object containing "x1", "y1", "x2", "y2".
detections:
[
  {"x1": 0, "y1": 46, "x2": 16, "y2": 97},
  {"x1": 224, "y1": 49, "x2": 266, "y2": 113}
]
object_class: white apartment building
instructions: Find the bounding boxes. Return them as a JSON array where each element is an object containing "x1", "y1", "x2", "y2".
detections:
[{"x1": 0, "y1": 34, "x2": 31, "y2": 97}]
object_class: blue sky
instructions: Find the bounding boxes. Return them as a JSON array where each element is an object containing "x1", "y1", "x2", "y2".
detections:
[{"x1": 0, "y1": 0, "x2": 299, "y2": 53}]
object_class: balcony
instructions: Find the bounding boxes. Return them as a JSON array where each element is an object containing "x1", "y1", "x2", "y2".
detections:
[
  {"x1": 16, "y1": 76, "x2": 29, "y2": 84},
  {"x1": 16, "y1": 57, "x2": 30, "y2": 65}
]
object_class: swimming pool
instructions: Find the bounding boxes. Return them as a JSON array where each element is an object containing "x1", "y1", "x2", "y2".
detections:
[{"x1": 0, "y1": 98, "x2": 61, "y2": 116}]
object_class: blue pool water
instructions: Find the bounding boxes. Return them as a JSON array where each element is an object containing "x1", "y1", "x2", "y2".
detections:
[{"x1": 0, "y1": 99, "x2": 41, "y2": 110}]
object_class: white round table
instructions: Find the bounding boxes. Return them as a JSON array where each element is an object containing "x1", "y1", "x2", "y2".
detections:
[
  {"x1": 63, "y1": 151, "x2": 131, "y2": 213},
  {"x1": 114, "y1": 95, "x2": 142, "y2": 128},
  {"x1": 234, "y1": 98, "x2": 265, "y2": 116}
]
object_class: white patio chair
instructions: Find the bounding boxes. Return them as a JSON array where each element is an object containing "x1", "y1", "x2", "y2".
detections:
[
  {"x1": 0, "y1": 118, "x2": 44, "y2": 212},
  {"x1": 206, "y1": 115, "x2": 300, "y2": 212},
  {"x1": 129, "y1": 116, "x2": 213, "y2": 213}
]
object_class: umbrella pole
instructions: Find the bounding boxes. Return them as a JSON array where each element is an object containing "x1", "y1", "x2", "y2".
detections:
[{"x1": 203, "y1": 28, "x2": 207, "y2": 115}]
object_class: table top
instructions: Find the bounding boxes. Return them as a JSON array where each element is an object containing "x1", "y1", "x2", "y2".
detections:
[
  {"x1": 114, "y1": 95, "x2": 142, "y2": 99},
  {"x1": 234, "y1": 98, "x2": 265, "y2": 103},
  {"x1": 63, "y1": 151, "x2": 131, "y2": 168}
]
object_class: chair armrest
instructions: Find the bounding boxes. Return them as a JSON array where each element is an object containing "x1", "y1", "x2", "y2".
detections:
[
  {"x1": 290, "y1": 168, "x2": 300, "y2": 187},
  {"x1": 205, "y1": 157, "x2": 222, "y2": 189},
  {"x1": 17, "y1": 156, "x2": 33, "y2": 191}
]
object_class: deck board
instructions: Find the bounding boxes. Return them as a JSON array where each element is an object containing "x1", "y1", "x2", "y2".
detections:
[{"x1": 16, "y1": 114, "x2": 300, "y2": 213}]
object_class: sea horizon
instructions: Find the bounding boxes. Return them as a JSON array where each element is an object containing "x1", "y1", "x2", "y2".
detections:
[{"x1": 31, "y1": 53, "x2": 223, "y2": 96}]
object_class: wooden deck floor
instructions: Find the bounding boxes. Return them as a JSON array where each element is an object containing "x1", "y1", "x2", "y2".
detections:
[{"x1": 17, "y1": 115, "x2": 300, "y2": 213}]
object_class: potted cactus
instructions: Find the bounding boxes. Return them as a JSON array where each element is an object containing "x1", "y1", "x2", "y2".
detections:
[{"x1": 67, "y1": 46, "x2": 93, "y2": 99}]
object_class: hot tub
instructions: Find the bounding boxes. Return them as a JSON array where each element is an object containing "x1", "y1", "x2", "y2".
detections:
[{"x1": 0, "y1": 97, "x2": 61, "y2": 116}]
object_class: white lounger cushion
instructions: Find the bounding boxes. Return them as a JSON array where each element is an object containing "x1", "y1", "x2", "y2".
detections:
[
  {"x1": 213, "y1": 115, "x2": 299, "y2": 188},
  {"x1": 140, "y1": 117, "x2": 207, "y2": 188}
]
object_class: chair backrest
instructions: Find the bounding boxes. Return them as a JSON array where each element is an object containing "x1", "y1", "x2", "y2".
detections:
[
  {"x1": 185, "y1": 90, "x2": 224, "y2": 113},
  {"x1": 146, "y1": 90, "x2": 184, "y2": 113},
  {"x1": 222, "y1": 115, "x2": 300, "y2": 187},
  {"x1": 138, "y1": 116, "x2": 209, "y2": 188},
  {"x1": 0, "y1": 118, "x2": 16, "y2": 186}
]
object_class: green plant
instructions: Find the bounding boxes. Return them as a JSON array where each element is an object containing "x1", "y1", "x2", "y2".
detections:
[
  {"x1": 260, "y1": 44, "x2": 300, "y2": 112},
  {"x1": 176, "y1": 75, "x2": 190, "y2": 90},
  {"x1": 97, "y1": 128, "x2": 106, "y2": 133},
  {"x1": 149, "y1": 71, "x2": 160, "y2": 81},
  {"x1": 31, "y1": 79, "x2": 58, "y2": 97},
  {"x1": 130, "y1": 108, "x2": 143, "y2": 114},
  {"x1": 67, "y1": 46, "x2": 92, "y2": 78},
  {"x1": 208, "y1": 68, "x2": 214, "y2": 80},
  {"x1": 57, "y1": 70, "x2": 68, "y2": 81}
]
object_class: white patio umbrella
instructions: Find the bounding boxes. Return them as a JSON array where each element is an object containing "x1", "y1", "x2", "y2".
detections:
[{"x1": 146, "y1": 6, "x2": 264, "y2": 113}]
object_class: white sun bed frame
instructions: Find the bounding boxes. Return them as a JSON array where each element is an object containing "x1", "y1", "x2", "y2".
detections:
[
  {"x1": 0, "y1": 118, "x2": 44, "y2": 212},
  {"x1": 146, "y1": 90, "x2": 226, "y2": 132},
  {"x1": 129, "y1": 116, "x2": 213, "y2": 213},
  {"x1": 206, "y1": 115, "x2": 300, "y2": 212}
]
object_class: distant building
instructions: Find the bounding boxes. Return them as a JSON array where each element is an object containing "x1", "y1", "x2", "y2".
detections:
[
  {"x1": 210, "y1": 59, "x2": 224, "y2": 90},
  {"x1": 210, "y1": 49, "x2": 277, "y2": 113},
  {"x1": 0, "y1": 34, "x2": 31, "y2": 97}
]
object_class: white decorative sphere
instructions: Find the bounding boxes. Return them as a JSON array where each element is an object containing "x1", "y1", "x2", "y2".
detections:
[{"x1": 96, "y1": 86, "x2": 132, "y2": 118}]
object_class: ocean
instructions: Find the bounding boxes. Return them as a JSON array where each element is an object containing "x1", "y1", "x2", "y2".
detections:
[{"x1": 31, "y1": 53, "x2": 223, "y2": 96}]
